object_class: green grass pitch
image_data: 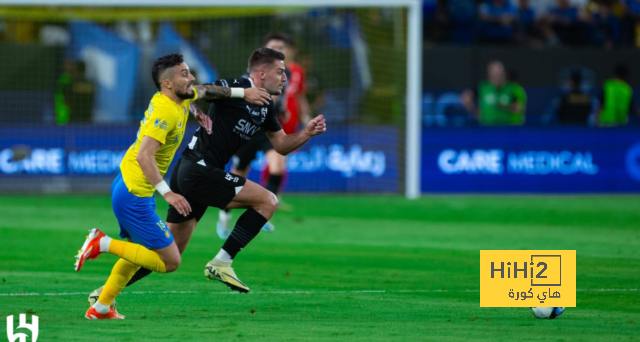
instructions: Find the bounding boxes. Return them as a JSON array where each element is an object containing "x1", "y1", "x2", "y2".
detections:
[{"x1": 1, "y1": 195, "x2": 639, "y2": 341}]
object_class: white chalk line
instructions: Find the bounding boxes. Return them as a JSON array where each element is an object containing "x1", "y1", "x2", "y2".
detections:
[{"x1": 0, "y1": 288, "x2": 637, "y2": 297}]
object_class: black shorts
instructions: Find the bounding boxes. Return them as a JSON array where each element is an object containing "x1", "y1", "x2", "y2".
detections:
[
  {"x1": 232, "y1": 133, "x2": 273, "y2": 171},
  {"x1": 166, "y1": 158, "x2": 247, "y2": 224}
]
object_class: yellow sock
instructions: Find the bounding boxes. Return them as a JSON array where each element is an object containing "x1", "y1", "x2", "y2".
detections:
[
  {"x1": 108, "y1": 239, "x2": 167, "y2": 273},
  {"x1": 98, "y1": 258, "x2": 140, "y2": 306}
]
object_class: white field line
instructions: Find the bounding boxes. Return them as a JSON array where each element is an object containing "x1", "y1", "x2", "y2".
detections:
[{"x1": 0, "y1": 288, "x2": 637, "y2": 297}]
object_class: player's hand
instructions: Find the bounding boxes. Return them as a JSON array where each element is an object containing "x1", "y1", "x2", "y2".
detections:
[
  {"x1": 164, "y1": 192, "x2": 192, "y2": 217},
  {"x1": 190, "y1": 104, "x2": 212, "y2": 135},
  {"x1": 304, "y1": 114, "x2": 326, "y2": 137},
  {"x1": 245, "y1": 87, "x2": 271, "y2": 106}
]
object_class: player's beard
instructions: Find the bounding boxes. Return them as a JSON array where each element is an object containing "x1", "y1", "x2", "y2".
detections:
[{"x1": 176, "y1": 85, "x2": 195, "y2": 100}]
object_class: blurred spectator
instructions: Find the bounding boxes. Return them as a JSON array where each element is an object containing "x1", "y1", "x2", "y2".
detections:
[
  {"x1": 622, "y1": 0, "x2": 640, "y2": 46},
  {"x1": 450, "y1": 0, "x2": 478, "y2": 44},
  {"x1": 460, "y1": 60, "x2": 527, "y2": 125},
  {"x1": 55, "y1": 59, "x2": 95, "y2": 124},
  {"x1": 589, "y1": 1, "x2": 621, "y2": 48},
  {"x1": 478, "y1": 0, "x2": 518, "y2": 44},
  {"x1": 597, "y1": 64, "x2": 635, "y2": 126},
  {"x1": 516, "y1": 0, "x2": 540, "y2": 45},
  {"x1": 554, "y1": 71, "x2": 594, "y2": 125},
  {"x1": 540, "y1": 0, "x2": 590, "y2": 46},
  {"x1": 525, "y1": 0, "x2": 558, "y2": 16},
  {"x1": 425, "y1": 0, "x2": 453, "y2": 43}
]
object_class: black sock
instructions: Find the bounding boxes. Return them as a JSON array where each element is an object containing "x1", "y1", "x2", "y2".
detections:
[
  {"x1": 126, "y1": 268, "x2": 152, "y2": 287},
  {"x1": 266, "y1": 174, "x2": 283, "y2": 195},
  {"x1": 221, "y1": 208, "x2": 267, "y2": 259}
]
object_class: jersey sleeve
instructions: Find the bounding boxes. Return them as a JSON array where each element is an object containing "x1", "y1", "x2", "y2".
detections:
[
  {"x1": 263, "y1": 100, "x2": 283, "y2": 132},
  {"x1": 513, "y1": 84, "x2": 527, "y2": 114},
  {"x1": 142, "y1": 104, "x2": 177, "y2": 145},
  {"x1": 513, "y1": 84, "x2": 527, "y2": 104},
  {"x1": 190, "y1": 86, "x2": 199, "y2": 102},
  {"x1": 215, "y1": 78, "x2": 246, "y2": 89}
]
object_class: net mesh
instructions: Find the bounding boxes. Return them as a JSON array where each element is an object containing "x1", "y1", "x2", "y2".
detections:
[{"x1": 0, "y1": 6, "x2": 407, "y2": 194}]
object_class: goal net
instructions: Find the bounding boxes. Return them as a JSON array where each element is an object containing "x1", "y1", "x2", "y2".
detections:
[{"x1": 0, "y1": 1, "x2": 421, "y2": 196}]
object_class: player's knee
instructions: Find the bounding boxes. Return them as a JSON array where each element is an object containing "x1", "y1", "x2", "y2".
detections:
[
  {"x1": 266, "y1": 191, "x2": 279, "y2": 212},
  {"x1": 164, "y1": 255, "x2": 182, "y2": 273}
]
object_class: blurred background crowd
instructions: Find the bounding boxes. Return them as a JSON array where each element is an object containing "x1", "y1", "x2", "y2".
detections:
[
  {"x1": 0, "y1": 2, "x2": 639, "y2": 129},
  {"x1": 424, "y1": 0, "x2": 640, "y2": 48},
  {"x1": 422, "y1": 0, "x2": 640, "y2": 127}
]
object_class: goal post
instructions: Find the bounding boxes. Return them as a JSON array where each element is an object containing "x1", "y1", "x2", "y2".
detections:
[{"x1": 0, "y1": 0, "x2": 422, "y2": 198}]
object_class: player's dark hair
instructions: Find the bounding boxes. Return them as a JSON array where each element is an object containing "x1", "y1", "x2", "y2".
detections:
[
  {"x1": 151, "y1": 54, "x2": 184, "y2": 91},
  {"x1": 263, "y1": 32, "x2": 296, "y2": 48},
  {"x1": 248, "y1": 47, "x2": 285, "y2": 71}
]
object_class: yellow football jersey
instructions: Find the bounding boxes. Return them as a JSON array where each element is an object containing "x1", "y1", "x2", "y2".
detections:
[{"x1": 120, "y1": 89, "x2": 198, "y2": 197}]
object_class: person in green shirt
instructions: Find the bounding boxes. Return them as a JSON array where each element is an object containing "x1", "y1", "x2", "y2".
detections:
[
  {"x1": 597, "y1": 64, "x2": 635, "y2": 127},
  {"x1": 461, "y1": 60, "x2": 527, "y2": 125}
]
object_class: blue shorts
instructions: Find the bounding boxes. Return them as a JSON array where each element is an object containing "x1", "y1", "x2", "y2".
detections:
[{"x1": 111, "y1": 173, "x2": 174, "y2": 250}]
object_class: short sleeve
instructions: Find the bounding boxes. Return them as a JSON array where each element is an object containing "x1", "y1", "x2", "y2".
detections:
[
  {"x1": 263, "y1": 101, "x2": 283, "y2": 132},
  {"x1": 143, "y1": 104, "x2": 176, "y2": 145},
  {"x1": 514, "y1": 84, "x2": 527, "y2": 103}
]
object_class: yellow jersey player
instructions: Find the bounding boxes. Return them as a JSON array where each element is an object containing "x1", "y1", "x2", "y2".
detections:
[{"x1": 73, "y1": 53, "x2": 271, "y2": 320}]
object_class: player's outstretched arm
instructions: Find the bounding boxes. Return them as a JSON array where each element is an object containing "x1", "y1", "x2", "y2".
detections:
[
  {"x1": 265, "y1": 114, "x2": 326, "y2": 156},
  {"x1": 193, "y1": 84, "x2": 271, "y2": 105},
  {"x1": 137, "y1": 136, "x2": 192, "y2": 217}
]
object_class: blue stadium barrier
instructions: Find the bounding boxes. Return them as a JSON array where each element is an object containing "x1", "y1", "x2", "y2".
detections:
[
  {"x1": 0, "y1": 125, "x2": 399, "y2": 193},
  {"x1": 422, "y1": 127, "x2": 640, "y2": 193}
]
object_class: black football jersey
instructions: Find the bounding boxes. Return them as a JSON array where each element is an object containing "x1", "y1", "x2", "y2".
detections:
[{"x1": 181, "y1": 77, "x2": 282, "y2": 169}]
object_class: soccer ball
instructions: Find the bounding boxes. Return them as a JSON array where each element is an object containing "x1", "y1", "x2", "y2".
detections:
[
  {"x1": 88, "y1": 289, "x2": 118, "y2": 313},
  {"x1": 529, "y1": 307, "x2": 565, "y2": 319}
]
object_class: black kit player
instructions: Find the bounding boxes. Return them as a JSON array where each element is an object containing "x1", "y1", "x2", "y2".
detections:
[
  {"x1": 119, "y1": 47, "x2": 326, "y2": 293},
  {"x1": 171, "y1": 47, "x2": 325, "y2": 292},
  {"x1": 217, "y1": 33, "x2": 295, "y2": 237}
]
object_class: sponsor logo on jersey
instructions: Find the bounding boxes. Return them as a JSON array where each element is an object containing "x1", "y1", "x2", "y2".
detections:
[
  {"x1": 260, "y1": 107, "x2": 268, "y2": 122},
  {"x1": 157, "y1": 120, "x2": 169, "y2": 131},
  {"x1": 225, "y1": 173, "x2": 240, "y2": 183},
  {"x1": 234, "y1": 119, "x2": 261, "y2": 140}
]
